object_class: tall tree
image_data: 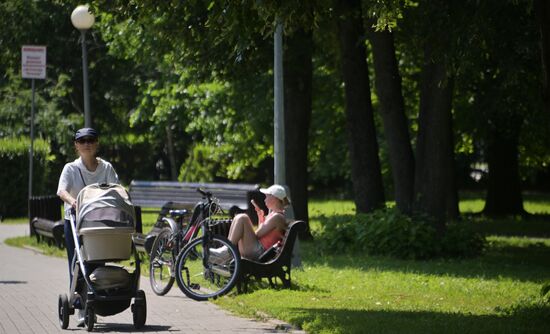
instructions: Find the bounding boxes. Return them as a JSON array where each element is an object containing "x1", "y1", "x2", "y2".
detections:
[
  {"x1": 336, "y1": 0, "x2": 385, "y2": 213},
  {"x1": 484, "y1": 118, "x2": 525, "y2": 215},
  {"x1": 284, "y1": 27, "x2": 313, "y2": 232},
  {"x1": 253, "y1": 1, "x2": 318, "y2": 230},
  {"x1": 461, "y1": 0, "x2": 541, "y2": 216},
  {"x1": 535, "y1": 0, "x2": 550, "y2": 117},
  {"x1": 368, "y1": 23, "x2": 415, "y2": 213},
  {"x1": 413, "y1": 48, "x2": 457, "y2": 228},
  {"x1": 410, "y1": 0, "x2": 460, "y2": 227}
]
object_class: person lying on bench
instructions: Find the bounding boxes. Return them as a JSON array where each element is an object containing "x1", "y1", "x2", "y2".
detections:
[{"x1": 210, "y1": 184, "x2": 290, "y2": 263}]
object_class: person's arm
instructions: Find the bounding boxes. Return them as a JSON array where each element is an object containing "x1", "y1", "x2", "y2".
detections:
[
  {"x1": 255, "y1": 213, "x2": 285, "y2": 238},
  {"x1": 58, "y1": 190, "x2": 77, "y2": 209},
  {"x1": 251, "y1": 199, "x2": 265, "y2": 224},
  {"x1": 57, "y1": 164, "x2": 77, "y2": 209}
]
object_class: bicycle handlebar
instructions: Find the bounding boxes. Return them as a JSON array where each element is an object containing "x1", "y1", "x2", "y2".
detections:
[{"x1": 196, "y1": 188, "x2": 213, "y2": 201}]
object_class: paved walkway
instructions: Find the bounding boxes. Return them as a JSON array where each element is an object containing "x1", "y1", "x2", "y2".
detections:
[{"x1": 0, "y1": 224, "x2": 302, "y2": 334}]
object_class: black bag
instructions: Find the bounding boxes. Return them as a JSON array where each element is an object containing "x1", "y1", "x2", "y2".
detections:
[{"x1": 89, "y1": 266, "x2": 131, "y2": 290}]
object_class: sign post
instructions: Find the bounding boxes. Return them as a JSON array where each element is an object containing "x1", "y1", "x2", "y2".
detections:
[{"x1": 22, "y1": 45, "x2": 46, "y2": 223}]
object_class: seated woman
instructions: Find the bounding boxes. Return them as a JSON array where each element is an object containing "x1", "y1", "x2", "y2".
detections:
[{"x1": 210, "y1": 184, "x2": 290, "y2": 262}]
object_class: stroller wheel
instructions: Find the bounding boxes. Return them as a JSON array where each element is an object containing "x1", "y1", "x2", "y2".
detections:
[
  {"x1": 85, "y1": 306, "x2": 95, "y2": 332},
  {"x1": 132, "y1": 290, "x2": 147, "y2": 329},
  {"x1": 58, "y1": 294, "x2": 69, "y2": 329}
]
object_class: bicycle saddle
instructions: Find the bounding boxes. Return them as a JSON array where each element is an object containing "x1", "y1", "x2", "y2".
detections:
[{"x1": 169, "y1": 209, "x2": 188, "y2": 218}]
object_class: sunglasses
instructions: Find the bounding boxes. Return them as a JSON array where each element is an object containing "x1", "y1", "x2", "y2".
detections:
[{"x1": 76, "y1": 138, "x2": 97, "y2": 144}]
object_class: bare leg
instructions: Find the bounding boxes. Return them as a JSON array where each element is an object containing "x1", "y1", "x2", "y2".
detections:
[{"x1": 228, "y1": 214, "x2": 259, "y2": 258}]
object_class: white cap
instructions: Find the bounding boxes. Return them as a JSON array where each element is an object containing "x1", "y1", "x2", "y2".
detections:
[{"x1": 260, "y1": 184, "x2": 287, "y2": 202}]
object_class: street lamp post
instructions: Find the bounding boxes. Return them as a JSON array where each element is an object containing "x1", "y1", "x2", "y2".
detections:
[{"x1": 71, "y1": 5, "x2": 95, "y2": 128}]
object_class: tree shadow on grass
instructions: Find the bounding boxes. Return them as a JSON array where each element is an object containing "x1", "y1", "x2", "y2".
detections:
[
  {"x1": 237, "y1": 277, "x2": 331, "y2": 295},
  {"x1": 288, "y1": 303, "x2": 550, "y2": 334},
  {"x1": 300, "y1": 239, "x2": 550, "y2": 283},
  {"x1": 465, "y1": 213, "x2": 550, "y2": 238}
]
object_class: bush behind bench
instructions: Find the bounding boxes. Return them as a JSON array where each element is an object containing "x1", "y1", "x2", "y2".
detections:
[
  {"x1": 316, "y1": 207, "x2": 485, "y2": 259},
  {"x1": 0, "y1": 137, "x2": 53, "y2": 218}
]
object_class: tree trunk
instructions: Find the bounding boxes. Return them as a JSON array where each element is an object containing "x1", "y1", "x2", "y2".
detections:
[
  {"x1": 413, "y1": 47, "x2": 457, "y2": 231},
  {"x1": 535, "y1": 0, "x2": 550, "y2": 117},
  {"x1": 446, "y1": 121, "x2": 460, "y2": 220},
  {"x1": 483, "y1": 123, "x2": 525, "y2": 216},
  {"x1": 368, "y1": 25, "x2": 415, "y2": 214},
  {"x1": 284, "y1": 28, "x2": 313, "y2": 239},
  {"x1": 336, "y1": 0, "x2": 385, "y2": 213}
]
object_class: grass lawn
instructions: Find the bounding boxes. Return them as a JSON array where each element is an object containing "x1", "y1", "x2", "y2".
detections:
[
  {"x1": 4, "y1": 193, "x2": 550, "y2": 333},
  {"x1": 214, "y1": 196, "x2": 550, "y2": 333},
  {"x1": 1, "y1": 217, "x2": 30, "y2": 224},
  {"x1": 216, "y1": 236, "x2": 549, "y2": 333}
]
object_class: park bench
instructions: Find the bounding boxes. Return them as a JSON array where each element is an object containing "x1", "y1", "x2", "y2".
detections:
[
  {"x1": 129, "y1": 180, "x2": 261, "y2": 254},
  {"x1": 29, "y1": 195, "x2": 64, "y2": 248},
  {"x1": 236, "y1": 220, "x2": 306, "y2": 293}
]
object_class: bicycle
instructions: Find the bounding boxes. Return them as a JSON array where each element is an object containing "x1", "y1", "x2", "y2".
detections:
[
  {"x1": 174, "y1": 189, "x2": 241, "y2": 301},
  {"x1": 149, "y1": 197, "x2": 204, "y2": 295}
]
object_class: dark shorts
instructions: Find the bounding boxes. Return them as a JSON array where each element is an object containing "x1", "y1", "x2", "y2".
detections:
[{"x1": 250, "y1": 239, "x2": 265, "y2": 260}]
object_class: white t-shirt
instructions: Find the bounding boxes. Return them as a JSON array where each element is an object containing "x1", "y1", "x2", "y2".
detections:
[{"x1": 57, "y1": 157, "x2": 119, "y2": 219}]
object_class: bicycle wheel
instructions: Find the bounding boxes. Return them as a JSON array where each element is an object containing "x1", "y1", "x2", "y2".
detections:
[
  {"x1": 149, "y1": 227, "x2": 176, "y2": 296},
  {"x1": 175, "y1": 235, "x2": 241, "y2": 301}
]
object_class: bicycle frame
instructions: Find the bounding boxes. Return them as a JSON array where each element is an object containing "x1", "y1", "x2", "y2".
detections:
[
  {"x1": 150, "y1": 188, "x2": 232, "y2": 297},
  {"x1": 173, "y1": 191, "x2": 241, "y2": 300}
]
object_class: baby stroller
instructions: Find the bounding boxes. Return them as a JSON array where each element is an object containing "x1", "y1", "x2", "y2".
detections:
[{"x1": 58, "y1": 183, "x2": 146, "y2": 331}]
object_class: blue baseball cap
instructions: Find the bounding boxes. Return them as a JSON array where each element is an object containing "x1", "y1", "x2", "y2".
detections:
[{"x1": 74, "y1": 128, "x2": 98, "y2": 140}]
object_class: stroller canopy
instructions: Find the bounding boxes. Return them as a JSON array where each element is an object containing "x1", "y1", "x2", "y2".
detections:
[{"x1": 76, "y1": 183, "x2": 136, "y2": 231}]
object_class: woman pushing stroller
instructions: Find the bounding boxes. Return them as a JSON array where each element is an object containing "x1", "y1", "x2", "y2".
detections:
[
  {"x1": 57, "y1": 128, "x2": 119, "y2": 282},
  {"x1": 56, "y1": 127, "x2": 146, "y2": 330},
  {"x1": 57, "y1": 128, "x2": 119, "y2": 325}
]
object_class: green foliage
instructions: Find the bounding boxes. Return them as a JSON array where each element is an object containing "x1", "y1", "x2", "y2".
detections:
[
  {"x1": 179, "y1": 144, "x2": 220, "y2": 182},
  {"x1": 309, "y1": 55, "x2": 351, "y2": 192},
  {"x1": 1, "y1": 0, "x2": 548, "y2": 205},
  {"x1": 440, "y1": 221, "x2": 486, "y2": 258},
  {"x1": 366, "y1": 0, "x2": 418, "y2": 31},
  {"x1": 0, "y1": 136, "x2": 53, "y2": 217},
  {"x1": 542, "y1": 281, "x2": 550, "y2": 303},
  {"x1": 0, "y1": 136, "x2": 50, "y2": 156},
  {"x1": 97, "y1": 1, "x2": 277, "y2": 182},
  {"x1": 316, "y1": 208, "x2": 485, "y2": 259}
]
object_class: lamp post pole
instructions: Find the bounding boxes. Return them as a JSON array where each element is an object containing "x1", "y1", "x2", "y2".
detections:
[
  {"x1": 274, "y1": 20, "x2": 301, "y2": 268},
  {"x1": 80, "y1": 30, "x2": 91, "y2": 127},
  {"x1": 71, "y1": 5, "x2": 94, "y2": 127}
]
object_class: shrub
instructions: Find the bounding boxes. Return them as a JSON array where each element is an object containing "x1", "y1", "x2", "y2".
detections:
[
  {"x1": 542, "y1": 281, "x2": 550, "y2": 303},
  {"x1": 0, "y1": 136, "x2": 53, "y2": 218},
  {"x1": 316, "y1": 207, "x2": 485, "y2": 259},
  {"x1": 441, "y1": 220, "x2": 486, "y2": 258}
]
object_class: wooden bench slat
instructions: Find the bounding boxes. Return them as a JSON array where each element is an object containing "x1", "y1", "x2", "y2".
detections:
[
  {"x1": 129, "y1": 180, "x2": 259, "y2": 212},
  {"x1": 130, "y1": 180, "x2": 258, "y2": 191}
]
